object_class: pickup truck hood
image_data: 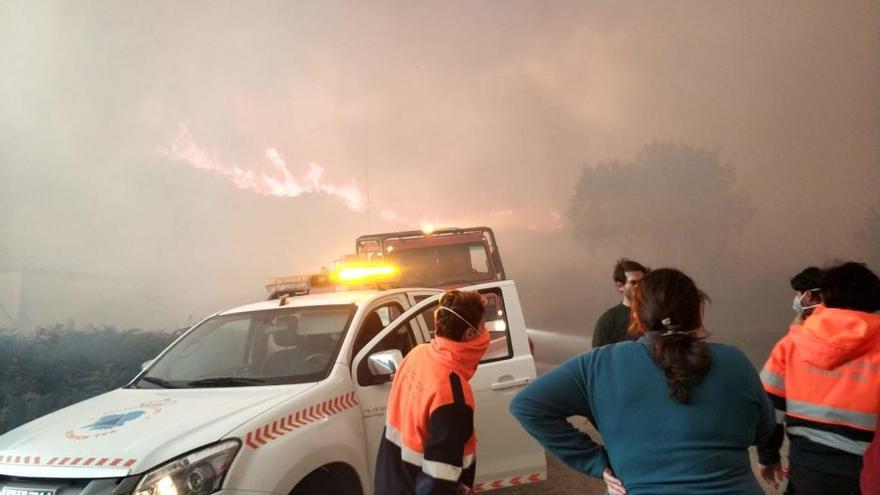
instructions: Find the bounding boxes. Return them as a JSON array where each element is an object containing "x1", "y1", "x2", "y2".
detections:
[{"x1": 0, "y1": 384, "x2": 314, "y2": 478}]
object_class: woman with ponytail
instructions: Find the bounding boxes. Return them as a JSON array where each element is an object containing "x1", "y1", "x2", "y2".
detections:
[{"x1": 510, "y1": 268, "x2": 775, "y2": 494}]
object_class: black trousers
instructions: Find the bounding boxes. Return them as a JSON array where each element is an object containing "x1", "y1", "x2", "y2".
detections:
[{"x1": 788, "y1": 464, "x2": 861, "y2": 495}]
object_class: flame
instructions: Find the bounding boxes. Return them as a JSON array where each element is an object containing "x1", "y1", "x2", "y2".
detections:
[
  {"x1": 156, "y1": 126, "x2": 565, "y2": 231},
  {"x1": 157, "y1": 125, "x2": 365, "y2": 211}
]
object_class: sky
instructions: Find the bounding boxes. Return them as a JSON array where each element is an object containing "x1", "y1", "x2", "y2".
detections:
[{"x1": 1, "y1": 0, "x2": 877, "y2": 333}]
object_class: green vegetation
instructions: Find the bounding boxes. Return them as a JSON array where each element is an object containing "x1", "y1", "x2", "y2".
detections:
[{"x1": 0, "y1": 326, "x2": 177, "y2": 435}]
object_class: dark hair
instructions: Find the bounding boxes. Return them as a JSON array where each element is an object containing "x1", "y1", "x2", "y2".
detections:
[
  {"x1": 820, "y1": 262, "x2": 880, "y2": 313},
  {"x1": 613, "y1": 258, "x2": 649, "y2": 284},
  {"x1": 434, "y1": 290, "x2": 486, "y2": 341},
  {"x1": 790, "y1": 267, "x2": 822, "y2": 292},
  {"x1": 632, "y1": 268, "x2": 712, "y2": 404}
]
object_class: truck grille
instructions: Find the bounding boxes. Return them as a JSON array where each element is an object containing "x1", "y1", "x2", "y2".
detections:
[{"x1": 0, "y1": 475, "x2": 136, "y2": 495}]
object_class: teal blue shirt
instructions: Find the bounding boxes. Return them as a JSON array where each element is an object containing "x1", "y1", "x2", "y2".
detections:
[{"x1": 510, "y1": 337, "x2": 776, "y2": 494}]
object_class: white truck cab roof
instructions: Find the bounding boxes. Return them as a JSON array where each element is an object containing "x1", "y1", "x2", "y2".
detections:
[{"x1": 219, "y1": 288, "x2": 419, "y2": 314}]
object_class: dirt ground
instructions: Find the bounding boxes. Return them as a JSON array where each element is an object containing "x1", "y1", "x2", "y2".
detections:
[{"x1": 491, "y1": 418, "x2": 789, "y2": 495}]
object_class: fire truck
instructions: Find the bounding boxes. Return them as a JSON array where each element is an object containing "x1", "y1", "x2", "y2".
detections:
[
  {"x1": 354, "y1": 226, "x2": 506, "y2": 289},
  {"x1": 0, "y1": 227, "x2": 553, "y2": 495},
  {"x1": 265, "y1": 226, "x2": 505, "y2": 299}
]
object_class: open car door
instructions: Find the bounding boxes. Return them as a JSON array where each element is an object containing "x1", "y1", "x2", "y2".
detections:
[{"x1": 352, "y1": 280, "x2": 546, "y2": 491}]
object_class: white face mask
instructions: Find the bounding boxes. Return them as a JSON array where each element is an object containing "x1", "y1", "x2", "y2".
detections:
[
  {"x1": 792, "y1": 289, "x2": 821, "y2": 314},
  {"x1": 438, "y1": 306, "x2": 477, "y2": 332}
]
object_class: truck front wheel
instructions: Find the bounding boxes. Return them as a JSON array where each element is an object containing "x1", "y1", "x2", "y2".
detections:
[{"x1": 291, "y1": 463, "x2": 363, "y2": 495}]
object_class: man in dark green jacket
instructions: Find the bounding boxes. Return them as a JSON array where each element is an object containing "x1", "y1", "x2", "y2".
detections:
[{"x1": 591, "y1": 259, "x2": 648, "y2": 348}]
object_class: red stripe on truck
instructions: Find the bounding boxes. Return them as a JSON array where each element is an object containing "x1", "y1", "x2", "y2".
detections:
[
  {"x1": 243, "y1": 391, "x2": 359, "y2": 449},
  {"x1": 473, "y1": 472, "x2": 546, "y2": 492}
]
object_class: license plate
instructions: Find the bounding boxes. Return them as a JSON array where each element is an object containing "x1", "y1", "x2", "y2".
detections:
[{"x1": 1, "y1": 487, "x2": 56, "y2": 495}]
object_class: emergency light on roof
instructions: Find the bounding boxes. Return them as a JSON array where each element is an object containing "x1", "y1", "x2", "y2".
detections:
[
  {"x1": 265, "y1": 274, "x2": 310, "y2": 297},
  {"x1": 331, "y1": 263, "x2": 400, "y2": 285},
  {"x1": 264, "y1": 272, "x2": 333, "y2": 299}
]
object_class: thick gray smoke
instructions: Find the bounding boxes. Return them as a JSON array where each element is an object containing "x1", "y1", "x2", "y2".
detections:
[{"x1": 1, "y1": 1, "x2": 877, "y2": 363}]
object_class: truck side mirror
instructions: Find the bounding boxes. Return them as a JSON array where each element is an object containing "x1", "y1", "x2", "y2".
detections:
[{"x1": 367, "y1": 349, "x2": 403, "y2": 380}]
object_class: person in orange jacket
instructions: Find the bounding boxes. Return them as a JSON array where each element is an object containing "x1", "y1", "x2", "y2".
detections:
[
  {"x1": 789, "y1": 266, "x2": 823, "y2": 325},
  {"x1": 759, "y1": 261, "x2": 880, "y2": 495},
  {"x1": 374, "y1": 289, "x2": 489, "y2": 495}
]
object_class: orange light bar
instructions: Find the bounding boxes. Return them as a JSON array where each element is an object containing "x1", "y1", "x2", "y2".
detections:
[{"x1": 331, "y1": 263, "x2": 400, "y2": 284}]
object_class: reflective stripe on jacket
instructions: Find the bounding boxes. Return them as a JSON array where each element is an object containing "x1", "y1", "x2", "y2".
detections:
[
  {"x1": 759, "y1": 305, "x2": 880, "y2": 476},
  {"x1": 374, "y1": 337, "x2": 481, "y2": 495}
]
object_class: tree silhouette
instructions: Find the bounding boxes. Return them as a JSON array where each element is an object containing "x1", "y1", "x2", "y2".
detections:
[{"x1": 568, "y1": 142, "x2": 753, "y2": 262}]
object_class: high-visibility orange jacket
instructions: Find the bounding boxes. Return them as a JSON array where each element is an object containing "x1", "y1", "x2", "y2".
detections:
[
  {"x1": 759, "y1": 305, "x2": 880, "y2": 478},
  {"x1": 374, "y1": 335, "x2": 485, "y2": 495}
]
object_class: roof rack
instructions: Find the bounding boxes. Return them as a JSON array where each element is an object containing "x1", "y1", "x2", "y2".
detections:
[{"x1": 264, "y1": 272, "x2": 333, "y2": 300}]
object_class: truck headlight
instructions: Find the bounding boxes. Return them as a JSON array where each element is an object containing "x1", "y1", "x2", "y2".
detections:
[{"x1": 135, "y1": 440, "x2": 240, "y2": 495}]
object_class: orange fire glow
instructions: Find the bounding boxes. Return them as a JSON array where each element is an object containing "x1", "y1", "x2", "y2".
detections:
[{"x1": 156, "y1": 125, "x2": 564, "y2": 232}]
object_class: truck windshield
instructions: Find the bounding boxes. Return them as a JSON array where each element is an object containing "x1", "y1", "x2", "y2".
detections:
[
  {"x1": 390, "y1": 243, "x2": 492, "y2": 287},
  {"x1": 135, "y1": 304, "x2": 355, "y2": 388}
]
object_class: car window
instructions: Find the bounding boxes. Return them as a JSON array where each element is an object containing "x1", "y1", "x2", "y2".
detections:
[
  {"x1": 138, "y1": 305, "x2": 354, "y2": 387},
  {"x1": 375, "y1": 305, "x2": 400, "y2": 326},
  {"x1": 389, "y1": 242, "x2": 493, "y2": 287},
  {"x1": 351, "y1": 301, "x2": 408, "y2": 362},
  {"x1": 469, "y1": 244, "x2": 490, "y2": 273},
  {"x1": 421, "y1": 289, "x2": 511, "y2": 362},
  {"x1": 480, "y1": 290, "x2": 512, "y2": 362},
  {"x1": 356, "y1": 305, "x2": 421, "y2": 386},
  {"x1": 154, "y1": 318, "x2": 251, "y2": 380},
  {"x1": 357, "y1": 288, "x2": 512, "y2": 386}
]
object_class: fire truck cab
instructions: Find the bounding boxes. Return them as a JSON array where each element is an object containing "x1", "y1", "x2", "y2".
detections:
[{"x1": 354, "y1": 227, "x2": 505, "y2": 289}]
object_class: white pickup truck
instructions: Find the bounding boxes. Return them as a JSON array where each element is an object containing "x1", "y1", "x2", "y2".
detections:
[{"x1": 0, "y1": 280, "x2": 546, "y2": 495}]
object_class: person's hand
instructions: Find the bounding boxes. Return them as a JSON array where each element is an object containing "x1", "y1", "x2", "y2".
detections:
[
  {"x1": 759, "y1": 462, "x2": 788, "y2": 489},
  {"x1": 457, "y1": 483, "x2": 475, "y2": 495},
  {"x1": 603, "y1": 467, "x2": 626, "y2": 495}
]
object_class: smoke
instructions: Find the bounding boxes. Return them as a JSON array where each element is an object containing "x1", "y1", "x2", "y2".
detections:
[
  {"x1": 0, "y1": 0, "x2": 877, "y2": 340},
  {"x1": 157, "y1": 125, "x2": 365, "y2": 212}
]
